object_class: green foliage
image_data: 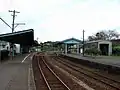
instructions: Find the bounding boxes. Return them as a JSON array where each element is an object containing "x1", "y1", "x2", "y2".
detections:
[
  {"x1": 114, "y1": 46, "x2": 120, "y2": 49},
  {"x1": 85, "y1": 48, "x2": 101, "y2": 56},
  {"x1": 112, "y1": 45, "x2": 120, "y2": 55},
  {"x1": 92, "y1": 49, "x2": 101, "y2": 56},
  {"x1": 84, "y1": 49, "x2": 91, "y2": 55}
]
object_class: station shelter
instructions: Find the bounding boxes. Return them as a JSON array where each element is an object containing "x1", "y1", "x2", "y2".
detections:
[
  {"x1": 85, "y1": 40, "x2": 112, "y2": 56},
  {"x1": 0, "y1": 29, "x2": 35, "y2": 55},
  {"x1": 59, "y1": 38, "x2": 82, "y2": 54}
]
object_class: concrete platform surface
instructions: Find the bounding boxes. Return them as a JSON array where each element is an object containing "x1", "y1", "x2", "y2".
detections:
[
  {"x1": 64, "y1": 54, "x2": 120, "y2": 68},
  {"x1": 0, "y1": 53, "x2": 35, "y2": 90}
]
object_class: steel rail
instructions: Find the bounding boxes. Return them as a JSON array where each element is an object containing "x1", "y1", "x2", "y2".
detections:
[
  {"x1": 58, "y1": 57, "x2": 120, "y2": 83},
  {"x1": 37, "y1": 55, "x2": 71, "y2": 90},
  {"x1": 42, "y1": 56, "x2": 71, "y2": 90},
  {"x1": 57, "y1": 57, "x2": 120, "y2": 84},
  {"x1": 54, "y1": 56, "x2": 120, "y2": 90},
  {"x1": 37, "y1": 57, "x2": 51, "y2": 90}
]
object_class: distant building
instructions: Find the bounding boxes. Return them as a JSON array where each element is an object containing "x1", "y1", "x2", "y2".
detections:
[
  {"x1": 0, "y1": 40, "x2": 20, "y2": 54},
  {"x1": 85, "y1": 40, "x2": 112, "y2": 56},
  {"x1": 59, "y1": 38, "x2": 82, "y2": 54},
  {"x1": 0, "y1": 41, "x2": 10, "y2": 51}
]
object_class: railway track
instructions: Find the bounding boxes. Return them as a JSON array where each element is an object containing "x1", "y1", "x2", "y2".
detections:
[
  {"x1": 52, "y1": 56, "x2": 120, "y2": 90},
  {"x1": 37, "y1": 55, "x2": 70, "y2": 90}
]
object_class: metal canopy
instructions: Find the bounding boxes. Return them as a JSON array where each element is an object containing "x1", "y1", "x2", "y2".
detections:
[
  {"x1": 0, "y1": 29, "x2": 34, "y2": 46},
  {"x1": 61, "y1": 38, "x2": 82, "y2": 44}
]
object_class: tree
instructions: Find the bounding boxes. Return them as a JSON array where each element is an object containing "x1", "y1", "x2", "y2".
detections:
[
  {"x1": 88, "y1": 36, "x2": 96, "y2": 41},
  {"x1": 34, "y1": 40, "x2": 39, "y2": 45},
  {"x1": 107, "y1": 30, "x2": 120, "y2": 40},
  {"x1": 95, "y1": 31, "x2": 107, "y2": 40},
  {"x1": 88, "y1": 30, "x2": 120, "y2": 41}
]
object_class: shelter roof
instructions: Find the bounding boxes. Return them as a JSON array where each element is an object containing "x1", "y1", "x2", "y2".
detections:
[
  {"x1": 0, "y1": 29, "x2": 34, "y2": 46},
  {"x1": 85, "y1": 40, "x2": 112, "y2": 44},
  {"x1": 61, "y1": 37, "x2": 82, "y2": 44}
]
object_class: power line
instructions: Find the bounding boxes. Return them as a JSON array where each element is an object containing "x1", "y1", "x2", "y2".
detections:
[
  {"x1": 0, "y1": 10, "x2": 25, "y2": 32},
  {"x1": 0, "y1": 18, "x2": 12, "y2": 29}
]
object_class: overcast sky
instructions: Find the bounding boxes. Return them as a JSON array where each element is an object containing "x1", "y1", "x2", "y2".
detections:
[{"x1": 0, "y1": 0, "x2": 120, "y2": 42}]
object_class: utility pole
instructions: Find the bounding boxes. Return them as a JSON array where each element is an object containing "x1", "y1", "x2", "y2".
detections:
[
  {"x1": 0, "y1": 10, "x2": 25, "y2": 60},
  {"x1": 9, "y1": 10, "x2": 20, "y2": 33},
  {"x1": 83, "y1": 30, "x2": 85, "y2": 56},
  {"x1": 9, "y1": 10, "x2": 20, "y2": 59}
]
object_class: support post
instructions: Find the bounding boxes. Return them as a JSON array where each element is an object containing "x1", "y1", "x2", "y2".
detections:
[
  {"x1": 77, "y1": 44, "x2": 79, "y2": 54},
  {"x1": 0, "y1": 49, "x2": 2, "y2": 63},
  {"x1": 65, "y1": 44, "x2": 67, "y2": 54},
  {"x1": 109, "y1": 42, "x2": 112, "y2": 56},
  {"x1": 83, "y1": 30, "x2": 85, "y2": 56}
]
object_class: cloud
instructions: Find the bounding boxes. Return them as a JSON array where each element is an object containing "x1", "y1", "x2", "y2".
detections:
[{"x1": 0, "y1": 0, "x2": 120, "y2": 42}]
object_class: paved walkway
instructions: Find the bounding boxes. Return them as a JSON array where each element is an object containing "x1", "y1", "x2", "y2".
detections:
[
  {"x1": 64, "y1": 54, "x2": 120, "y2": 68},
  {"x1": 0, "y1": 53, "x2": 35, "y2": 90}
]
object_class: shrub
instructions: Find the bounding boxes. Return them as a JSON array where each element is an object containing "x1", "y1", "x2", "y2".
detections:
[
  {"x1": 85, "y1": 48, "x2": 101, "y2": 56},
  {"x1": 112, "y1": 46, "x2": 120, "y2": 55},
  {"x1": 85, "y1": 49, "x2": 90, "y2": 55},
  {"x1": 92, "y1": 49, "x2": 101, "y2": 56}
]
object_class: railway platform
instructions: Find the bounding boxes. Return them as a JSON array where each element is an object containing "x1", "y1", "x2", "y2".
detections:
[
  {"x1": 63, "y1": 54, "x2": 120, "y2": 68},
  {"x1": 0, "y1": 53, "x2": 35, "y2": 90}
]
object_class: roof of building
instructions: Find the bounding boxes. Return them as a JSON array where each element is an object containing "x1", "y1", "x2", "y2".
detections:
[
  {"x1": 111, "y1": 39, "x2": 120, "y2": 44},
  {"x1": 60, "y1": 37, "x2": 82, "y2": 44},
  {"x1": 85, "y1": 40, "x2": 112, "y2": 44},
  {"x1": 0, "y1": 29, "x2": 34, "y2": 46},
  {"x1": 111, "y1": 39, "x2": 120, "y2": 42}
]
